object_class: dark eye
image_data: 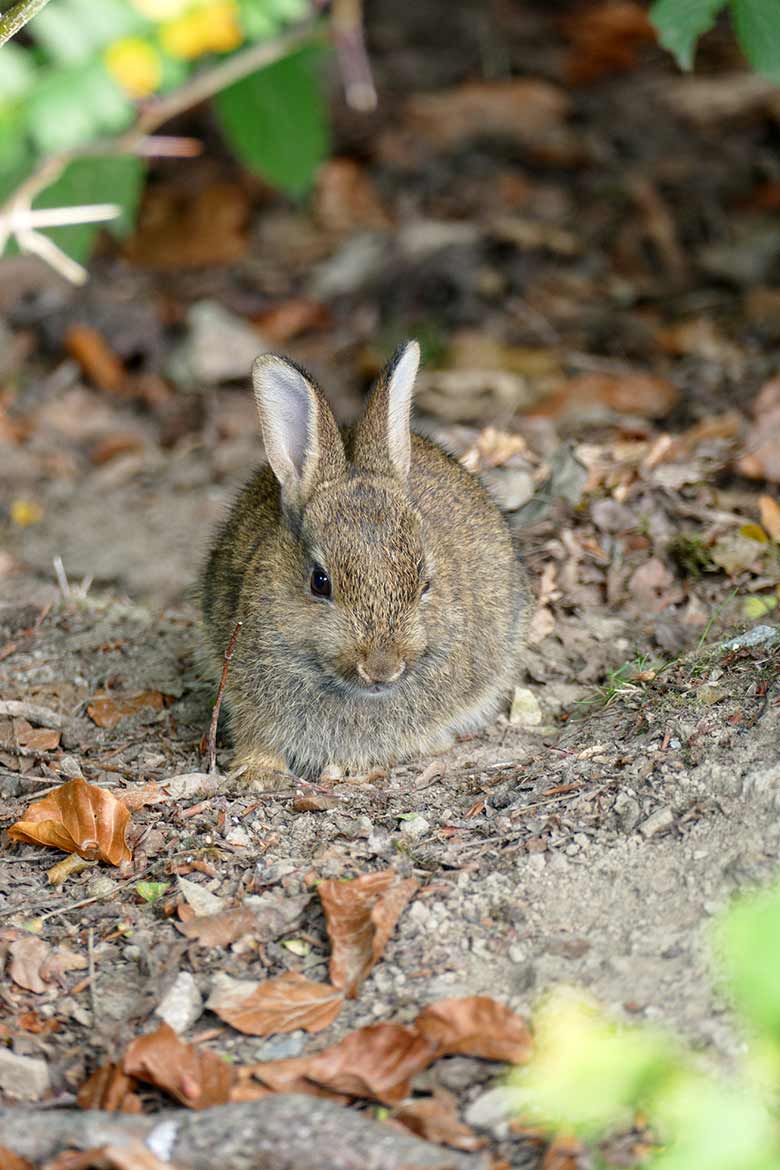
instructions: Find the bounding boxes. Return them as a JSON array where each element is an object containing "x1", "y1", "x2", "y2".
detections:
[
  {"x1": 310, "y1": 566, "x2": 331, "y2": 599},
  {"x1": 421, "y1": 578, "x2": 431, "y2": 597}
]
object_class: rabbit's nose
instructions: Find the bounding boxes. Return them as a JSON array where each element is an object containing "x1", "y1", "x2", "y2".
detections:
[{"x1": 357, "y1": 651, "x2": 406, "y2": 686}]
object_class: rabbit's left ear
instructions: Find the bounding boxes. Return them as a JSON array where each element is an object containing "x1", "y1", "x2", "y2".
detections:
[{"x1": 352, "y1": 340, "x2": 420, "y2": 481}]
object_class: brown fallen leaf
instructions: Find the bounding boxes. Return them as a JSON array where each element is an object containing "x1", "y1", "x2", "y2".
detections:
[
  {"x1": 9, "y1": 935, "x2": 50, "y2": 993},
  {"x1": 176, "y1": 906, "x2": 258, "y2": 947},
  {"x1": 11, "y1": 718, "x2": 60, "y2": 752},
  {"x1": 736, "y1": 377, "x2": 780, "y2": 483},
  {"x1": 124, "y1": 182, "x2": 248, "y2": 269},
  {"x1": 41, "y1": 943, "x2": 88, "y2": 984},
  {"x1": 249, "y1": 1022, "x2": 437, "y2": 1105},
  {"x1": 542, "y1": 1134, "x2": 585, "y2": 1170},
  {"x1": 405, "y1": 79, "x2": 570, "y2": 149},
  {"x1": 251, "y1": 298, "x2": 330, "y2": 343},
  {"x1": 209, "y1": 971, "x2": 344, "y2": 1036},
  {"x1": 64, "y1": 325, "x2": 126, "y2": 394},
  {"x1": 8, "y1": 778, "x2": 131, "y2": 866},
  {"x1": 563, "y1": 1, "x2": 655, "y2": 85},
  {"x1": 47, "y1": 853, "x2": 93, "y2": 886},
  {"x1": 120, "y1": 782, "x2": 168, "y2": 811},
  {"x1": 394, "y1": 1095, "x2": 485, "y2": 1151},
  {"x1": 318, "y1": 870, "x2": 418, "y2": 998},
  {"x1": 88, "y1": 432, "x2": 145, "y2": 467},
  {"x1": 314, "y1": 158, "x2": 391, "y2": 234},
  {"x1": 760, "y1": 494, "x2": 780, "y2": 542},
  {"x1": 87, "y1": 691, "x2": 165, "y2": 730},
  {"x1": 415, "y1": 997, "x2": 532, "y2": 1064},
  {"x1": 532, "y1": 372, "x2": 678, "y2": 422},
  {"x1": 0, "y1": 1149, "x2": 35, "y2": 1170},
  {"x1": 77, "y1": 1062, "x2": 143, "y2": 1114},
  {"x1": 123, "y1": 1021, "x2": 234, "y2": 1109}
]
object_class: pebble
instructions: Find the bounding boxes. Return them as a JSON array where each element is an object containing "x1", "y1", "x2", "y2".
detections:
[
  {"x1": 167, "y1": 300, "x2": 267, "y2": 387},
  {"x1": 639, "y1": 806, "x2": 674, "y2": 838},
  {"x1": 399, "y1": 813, "x2": 431, "y2": 839},
  {"x1": 509, "y1": 686, "x2": 543, "y2": 727},
  {"x1": 0, "y1": 1048, "x2": 50, "y2": 1101},
  {"x1": 464, "y1": 1085, "x2": 519, "y2": 1132},
  {"x1": 253, "y1": 1032, "x2": 306, "y2": 1062},
  {"x1": 155, "y1": 972, "x2": 203, "y2": 1034}
]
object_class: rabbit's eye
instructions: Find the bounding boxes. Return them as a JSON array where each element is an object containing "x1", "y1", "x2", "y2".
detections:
[
  {"x1": 310, "y1": 566, "x2": 331, "y2": 599},
  {"x1": 421, "y1": 579, "x2": 431, "y2": 597}
]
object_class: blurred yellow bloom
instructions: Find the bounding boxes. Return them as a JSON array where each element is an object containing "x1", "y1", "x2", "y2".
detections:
[
  {"x1": 131, "y1": 0, "x2": 190, "y2": 17},
  {"x1": 11, "y1": 499, "x2": 43, "y2": 527},
  {"x1": 105, "y1": 37, "x2": 162, "y2": 98},
  {"x1": 161, "y1": 0, "x2": 243, "y2": 59}
]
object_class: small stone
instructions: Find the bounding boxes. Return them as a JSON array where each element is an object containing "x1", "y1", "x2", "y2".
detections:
[
  {"x1": 85, "y1": 875, "x2": 116, "y2": 899},
  {"x1": 253, "y1": 1032, "x2": 306, "y2": 1062},
  {"x1": 0, "y1": 1048, "x2": 50, "y2": 1101},
  {"x1": 697, "y1": 684, "x2": 727, "y2": 706},
  {"x1": 155, "y1": 972, "x2": 203, "y2": 1034},
  {"x1": 509, "y1": 687, "x2": 542, "y2": 727},
  {"x1": 224, "y1": 824, "x2": 252, "y2": 849},
  {"x1": 721, "y1": 625, "x2": 780, "y2": 651},
  {"x1": 168, "y1": 300, "x2": 267, "y2": 387},
  {"x1": 639, "y1": 806, "x2": 674, "y2": 838},
  {"x1": 399, "y1": 813, "x2": 431, "y2": 839},
  {"x1": 177, "y1": 876, "x2": 225, "y2": 916},
  {"x1": 464, "y1": 1085, "x2": 519, "y2": 1131},
  {"x1": 508, "y1": 944, "x2": 526, "y2": 964}
]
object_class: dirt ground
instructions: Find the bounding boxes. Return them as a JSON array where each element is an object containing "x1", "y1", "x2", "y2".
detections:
[{"x1": 2, "y1": 0, "x2": 780, "y2": 1164}]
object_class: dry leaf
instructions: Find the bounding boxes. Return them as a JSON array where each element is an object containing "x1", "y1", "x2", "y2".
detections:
[
  {"x1": 9, "y1": 935, "x2": 50, "y2": 993},
  {"x1": 394, "y1": 1095, "x2": 484, "y2": 1151},
  {"x1": 209, "y1": 971, "x2": 344, "y2": 1036},
  {"x1": 87, "y1": 691, "x2": 165, "y2": 730},
  {"x1": 534, "y1": 373, "x2": 678, "y2": 421},
  {"x1": 416, "y1": 996, "x2": 532, "y2": 1064},
  {"x1": 314, "y1": 158, "x2": 391, "y2": 233},
  {"x1": 251, "y1": 298, "x2": 329, "y2": 343},
  {"x1": 405, "y1": 79, "x2": 570, "y2": 148},
  {"x1": 12, "y1": 718, "x2": 60, "y2": 751},
  {"x1": 119, "y1": 782, "x2": 168, "y2": 811},
  {"x1": 48, "y1": 854, "x2": 92, "y2": 886},
  {"x1": 64, "y1": 325, "x2": 126, "y2": 393},
  {"x1": 542, "y1": 1134, "x2": 585, "y2": 1170},
  {"x1": 124, "y1": 182, "x2": 248, "y2": 269},
  {"x1": 123, "y1": 1022, "x2": 234, "y2": 1109},
  {"x1": 736, "y1": 377, "x2": 780, "y2": 482},
  {"x1": 41, "y1": 943, "x2": 88, "y2": 984},
  {"x1": 318, "y1": 870, "x2": 418, "y2": 998},
  {"x1": 0, "y1": 1149, "x2": 35, "y2": 1170},
  {"x1": 77, "y1": 1063, "x2": 143, "y2": 1113},
  {"x1": 176, "y1": 906, "x2": 259, "y2": 947},
  {"x1": 564, "y1": 1, "x2": 655, "y2": 85},
  {"x1": 8, "y1": 778, "x2": 131, "y2": 865},
  {"x1": 760, "y1": 494, "x2": 780, "y2": 541}
]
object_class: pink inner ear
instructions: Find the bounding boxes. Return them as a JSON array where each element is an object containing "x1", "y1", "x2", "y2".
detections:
[{"x1": 253, "y1": 358, "x2": 318, "y2": 489}]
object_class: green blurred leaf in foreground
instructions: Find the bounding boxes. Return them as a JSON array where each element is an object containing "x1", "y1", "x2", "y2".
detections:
[
  {"x1": 650, "y1": 0, "x2": 728, "y2": 69},
  {"x1": 30, "y1": 155, "x2": 144, "y2": 263},
  {"x1": 731, "y1": 0, "x2": 780, "y2": 81},
  {"x1": 214, "y1": 44, "x2": 328, "y2": 196}
]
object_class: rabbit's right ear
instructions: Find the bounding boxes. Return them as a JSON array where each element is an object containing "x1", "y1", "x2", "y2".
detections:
[{"x1": 252, "y1": 355, "x2": 346, "y2": 510}]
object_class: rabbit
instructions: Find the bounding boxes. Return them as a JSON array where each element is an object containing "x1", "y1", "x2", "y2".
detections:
[{"x1": 200, "y1": 340, "x2": 531, "y2": 785}]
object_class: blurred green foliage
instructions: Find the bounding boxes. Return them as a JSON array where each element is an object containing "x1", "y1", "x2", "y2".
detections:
[
  {"x1": 0, "y1": 0, "x2": 327, "y2": 264},
  {"x1": 512, "y1": 886, "x2": 780, "y2": 1169},
  {"x1": 651, "y1": 0, "x2": 780, "y2": 78}
]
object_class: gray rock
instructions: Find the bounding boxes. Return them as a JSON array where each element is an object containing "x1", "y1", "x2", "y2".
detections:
[
  {"x1": 0, "y1": 1048, "x2": 50, "y2": 1101},
  {"x1": 156, "y1": 971, "x2": 203, "y2": 1034},
  {"x1": 167, "y1": 300, "x2": 266, "y2": 387}
]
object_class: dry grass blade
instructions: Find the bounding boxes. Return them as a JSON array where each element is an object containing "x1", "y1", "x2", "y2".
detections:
[
  {"x1": 318, "y1": 869, "x2": 418, "y2": 997},
  {"x1": 8, "y1": 778, "x2": 131, "y2": 865},
  {"x1": 209, "y1": 971, "x2": 344, "y2": 1036}
]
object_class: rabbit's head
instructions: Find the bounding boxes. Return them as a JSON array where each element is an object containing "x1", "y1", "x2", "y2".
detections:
[{"x1": 251, "y1": 341, "x2": 434, "y2": 696}]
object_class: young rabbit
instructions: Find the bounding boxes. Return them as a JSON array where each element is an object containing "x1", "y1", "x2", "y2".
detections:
[{"x1": 201, "y1": 340, "x2": 530, "y2": 784}]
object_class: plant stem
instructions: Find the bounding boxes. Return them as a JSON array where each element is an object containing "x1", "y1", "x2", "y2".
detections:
[{"x1": 0, "y1": 0, "x2": 52, "y2": 47}]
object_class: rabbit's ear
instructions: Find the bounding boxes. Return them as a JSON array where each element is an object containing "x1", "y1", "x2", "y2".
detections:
[
  {"x1": 353, "y1": 340, "x2": 420, "y2": 480},
  {"x1": 252, "y1": 355, "x2": 345, "y2": 508}
]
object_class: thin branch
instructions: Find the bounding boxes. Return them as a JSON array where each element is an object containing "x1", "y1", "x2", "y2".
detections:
[
  {"x1": 0, "y1": 0, "x2": 51, "y2": 46},
  {"x1": 207, "y1": 620, "x2": 242, "y2": 774}
]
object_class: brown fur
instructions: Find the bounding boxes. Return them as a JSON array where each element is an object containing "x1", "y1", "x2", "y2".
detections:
[{"x1": 200, "y1": 344, "x2": 530, "y2": 782}]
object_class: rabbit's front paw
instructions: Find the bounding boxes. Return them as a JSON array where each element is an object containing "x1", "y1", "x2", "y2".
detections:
[{"x1": 230, "y1": 746, "x2": 291, "y2": 791}]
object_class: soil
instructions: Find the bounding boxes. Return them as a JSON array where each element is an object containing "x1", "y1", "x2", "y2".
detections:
[{"x1": 1, "y1": 0, "x2": 780, "y2": 1164}]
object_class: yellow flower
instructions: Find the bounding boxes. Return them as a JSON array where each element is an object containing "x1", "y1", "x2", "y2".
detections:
[
  {"x1": 105, "y1": 37, "x2": 162, "y2": 98},
  {"x1": 161, "y1": 0, "x2": 243, "y2": 59},
  {"x1": 10, "y1": 499, "x2": 43, "y2": 527}
]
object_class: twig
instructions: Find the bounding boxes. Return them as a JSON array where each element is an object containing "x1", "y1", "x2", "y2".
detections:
[
  {"x1": 87, "y1": 926, "x2": 98, "y2": 1026},
  {"x1": 207, "y1": 620, "x2": 242, "y2": 774},
  {"x1": 332, "y1": 0, "x2": 377, "y2": 111},
  {"x1": 0, "y1": 0, "x2": 51, "y2": 46}
]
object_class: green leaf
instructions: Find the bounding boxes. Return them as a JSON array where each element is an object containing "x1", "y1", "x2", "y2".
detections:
[
  {"x1": 0, "y1": 43, "x2": 36, "y2": 101},
  {"x1": 214, "y1": 45, "x2": 328, "y2": 196},
  {"x1": 650, "y1": 0, "x2": 728, "y2": 69},
  {"x1": 731, "y1": 0, "x2": 780, "y2": 81},
  {"x1": 30, "y1": 0, "x2": 143, "y2": 64},
  {"x1": 32, "y1": 154, "x2": 144, "y2": 264},
  {"x1": 27, "y1": 62, "x2": 133, "y2": 153},
  {"x1": 136, "y1": 880, "x2": 170, "y2": 903},
  {"x1": 717, "y1": 887, "x2": 780, "y2": 1037}
]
